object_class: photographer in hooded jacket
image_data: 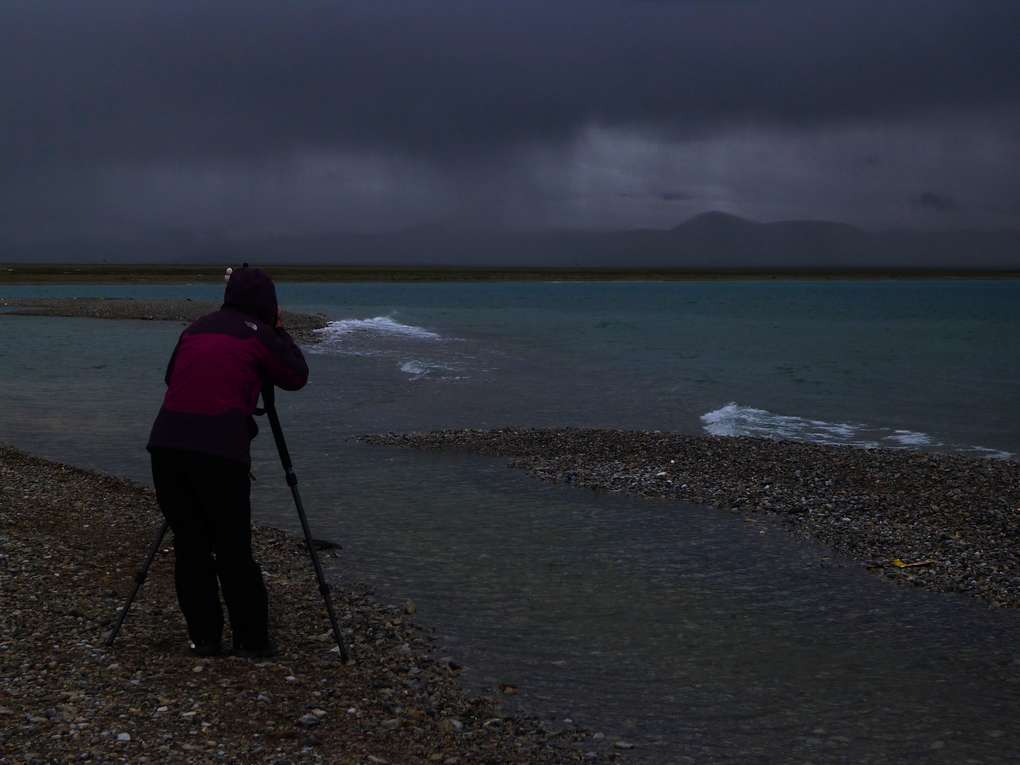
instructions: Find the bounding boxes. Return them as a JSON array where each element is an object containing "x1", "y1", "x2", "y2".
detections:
[{"x1": 147, "y1": 266, "x2": 308, "y2": 657}]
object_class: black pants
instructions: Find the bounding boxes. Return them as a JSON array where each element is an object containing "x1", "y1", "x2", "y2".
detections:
[{"x1": 150, "y1": 448, "x2": 268, "y2": 649}]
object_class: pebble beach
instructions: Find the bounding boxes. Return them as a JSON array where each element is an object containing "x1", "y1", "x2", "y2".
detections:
[
  {"x1": 364, "y1": 428, "x2": 1020, "y2": 610},
  {"x1": 0, "y1": 446, "x2": 598, "y2": 764}
]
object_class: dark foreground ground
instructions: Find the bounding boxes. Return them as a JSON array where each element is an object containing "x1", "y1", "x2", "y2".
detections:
[
  {"x1": 0, "y1": 298, "x2": 328, "y2": 343},
  {"x1": 0, "y1": 446, "x2": 603, "y2": 764},
  {"x1": 365, "y1": 429, "x2": 1020, "y2": 610}
]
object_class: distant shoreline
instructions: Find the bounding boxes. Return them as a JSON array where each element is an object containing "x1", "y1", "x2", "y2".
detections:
[
  {"x1": 0, "y1": 297, "x2": 328, "y2": 343},
  {"x1": 3, "y1": 264, "x2": 1020, "y2": 284}
]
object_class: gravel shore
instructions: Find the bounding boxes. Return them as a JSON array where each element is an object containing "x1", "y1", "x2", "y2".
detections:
[
  {"x1": 0, "y1": 446, "x2": 597, "y2": 764},
  {"x1": 0, "y1": 298, "x2": 328, "y2": 343},
  {"x1": 364, "y1": 429, "x2": 1020, "y2": 609}
]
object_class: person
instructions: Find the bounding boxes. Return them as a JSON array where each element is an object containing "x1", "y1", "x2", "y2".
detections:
[{"x1": 147, "y1": 266, "x2": 309, "y2": 657}]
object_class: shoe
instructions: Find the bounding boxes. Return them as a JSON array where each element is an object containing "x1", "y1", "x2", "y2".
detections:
[
  {"x1": 189, "y1": 641, "x2": 223, "y2": 657},
  {"x1": 231, "y1": 639, "x2": 278, "y2": 659}
]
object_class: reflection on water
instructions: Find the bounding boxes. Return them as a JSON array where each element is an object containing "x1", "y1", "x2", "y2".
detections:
[{"x1": 2, "y1": 313, "x2": 1020, "y2": 763}]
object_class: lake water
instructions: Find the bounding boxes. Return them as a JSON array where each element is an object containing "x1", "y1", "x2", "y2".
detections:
[{"x1": 2, "y1": 280, "x2": 1019, "y2": 763}]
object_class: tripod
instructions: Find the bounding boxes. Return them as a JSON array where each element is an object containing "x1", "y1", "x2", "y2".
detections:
[{"x1": 105, "y1": 384, "x2": 351, "y2": 663}]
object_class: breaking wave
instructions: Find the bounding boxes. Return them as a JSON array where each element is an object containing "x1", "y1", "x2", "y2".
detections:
[
  {"x1": 701, "y1": 403, "x2": 864, "y2": 445},
  {"x1": 314, "y1": 316, "x2": 441, "y2": 341},
  {"x1": 701, "y1": 402, "x2": 1014, "y2": 459},
  {"x1": 305, "y1": 315, "x2": 447, "y2": 356}
]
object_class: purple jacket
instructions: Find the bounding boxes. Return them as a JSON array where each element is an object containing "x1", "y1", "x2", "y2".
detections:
[{"x1": 147, "y1": 268, "x2": 309, "y2": 464}]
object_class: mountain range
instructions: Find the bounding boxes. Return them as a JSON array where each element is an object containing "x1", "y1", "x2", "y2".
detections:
[{"x1": 4, "y1": 212, "x2": 1019, "y2": 269}]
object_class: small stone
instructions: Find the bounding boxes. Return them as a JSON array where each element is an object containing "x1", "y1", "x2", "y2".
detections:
[
  {"x1": 285, "y1": 675, "x2": 297, "y2": 682},
  {"x1": 192, "y1": 665, "x2": 203, "y2": 673},
  {"x1": 442, "y1": 718, "x2": 464, "y2": 733},
  {"x1": 310, "y1": 708, "x2": 327, "y2": 718},
  {"x1": 440, "y1": 657, "x2": 462, "y2": 672},
  {"x1": 613, "y1": 740, "x2": 635, "y2": 750},
  {"x1": 117, "y1": 733, "x2": 131, "y2": 742},
  {"x1": 404, "y1": 599, "x2": 417, "y2": 615},
  {"x1": 256, "y1": 694, "x2": 271, "y2": 703},
  {"x1": 368, "y1": 757, "x2": 389, "y2": 764},
  {"x1": 298, "y1": 713, "x2": 320, "y2": 728},
  {"x1": 380, "y1": 718, "x2": 399, "y2": 730}
]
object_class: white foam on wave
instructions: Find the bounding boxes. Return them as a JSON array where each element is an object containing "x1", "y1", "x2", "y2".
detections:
[
  {"x1": 959, "y1": 445, "x2": 1016, "y2": 461},
  {"x1": 398, "y1": 359, "x2": 464, "y2": 381},
  {"x1": 701, "y1": 402, "x2": 1014, "y2": 459},
  {"x1": 883, "y1": 429, "x2": 933, "y2": 447},
  {"x1": 701, "y1": 403, "x2": 867, "y2": 446},
  {"x1": 315, "y1": 316, "x2": 441, "y2": 341}
]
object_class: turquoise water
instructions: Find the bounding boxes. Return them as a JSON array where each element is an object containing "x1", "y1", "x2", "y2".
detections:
[
  {"x1": 2, "y1": 280, "x2": 1020, "y2": 763},
  {"x1": 4, "y1": 279, "x2": 1019, "y2": 455}
]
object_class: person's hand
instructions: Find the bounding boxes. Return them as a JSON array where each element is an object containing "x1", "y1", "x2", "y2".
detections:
[{"x1": 275, "y1": 306, "x2": 284, "y2": 329}]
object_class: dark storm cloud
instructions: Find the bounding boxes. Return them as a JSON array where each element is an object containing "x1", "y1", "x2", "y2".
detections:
[
  {"x1": 661, "y1": 192, "x2": 695, "y2": 203},
  {"x1": 915, "y1": 192, "x2": 960, "y2": 214},
  {"x1": 1, "y1": 0, "x2": 1019, "y2": 241},
  {"x1": 3, "y1": 0, "x2": 1019, "y2": 169}
]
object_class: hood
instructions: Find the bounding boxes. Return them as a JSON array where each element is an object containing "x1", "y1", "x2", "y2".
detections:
[{"x1": 223, "y1": 267, "x2": 278, "y2": 324}]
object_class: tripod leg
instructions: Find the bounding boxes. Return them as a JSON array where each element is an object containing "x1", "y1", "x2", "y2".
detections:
[
  {"x1": 261, "y1": 384, "x2": 351, "y2": 663},
  {"x1": 289, "y1": 480, "x2": 352, "y2": 663},
  {"x1": 105, "y1": 520, "x2": 170, "y2": 647}
]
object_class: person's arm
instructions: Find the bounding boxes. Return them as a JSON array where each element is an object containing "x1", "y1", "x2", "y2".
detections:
[{"x1": 257, "y1": 324, "x2": 309, "y2": 391}]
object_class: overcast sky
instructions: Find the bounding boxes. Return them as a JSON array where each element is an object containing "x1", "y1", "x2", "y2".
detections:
[{"x1": 3, "y1": 0, "x2": 1019, "y2": 242}]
